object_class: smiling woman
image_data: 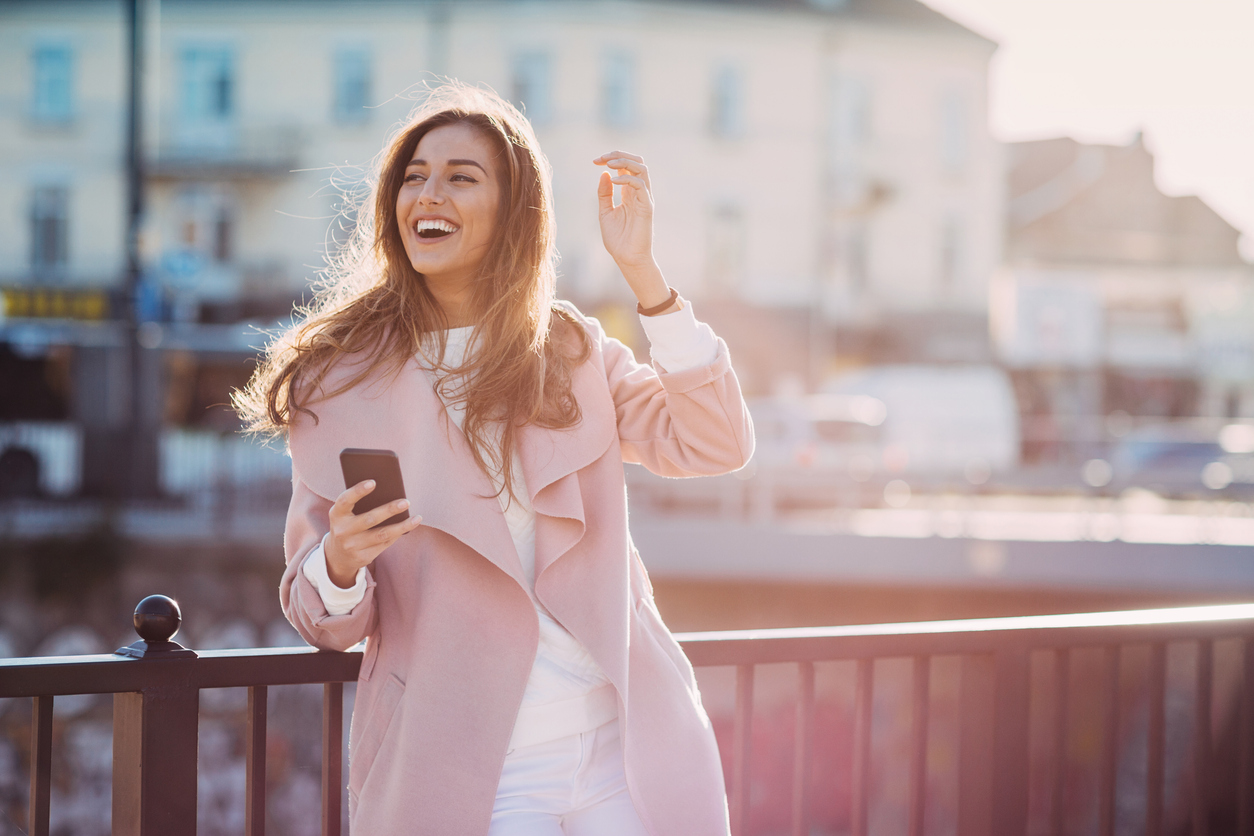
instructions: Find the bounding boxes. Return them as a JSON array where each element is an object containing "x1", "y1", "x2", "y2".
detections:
[{"x1": 233, "y1": 82, "x2": 753, "y2": 836}]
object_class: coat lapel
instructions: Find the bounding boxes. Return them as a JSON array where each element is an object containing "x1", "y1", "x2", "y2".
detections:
[
  {"x1": 518, "y1": 356, "x2": 617, "y2": 579},
  {"x1": 287, "y1": 355, "x2": 525, "y2": 589}
]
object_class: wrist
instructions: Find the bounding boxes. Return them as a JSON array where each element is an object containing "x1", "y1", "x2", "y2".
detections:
[
  {"x1": 618, "y1": 260, "x2": 669, "y2": 308},
  {"x1": 327, "y1": 561, "x2": 360, "y2": 590}
]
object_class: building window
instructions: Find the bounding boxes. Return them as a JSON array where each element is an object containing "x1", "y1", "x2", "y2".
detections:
[
  {"x1": 212, "y1": 207, "x2": 233, "y2": 263},
  {"x1": 939, "y1": 217, "x2": 962, "y2": 289},
  {"x1": 601, "y1": 51, "x2": 635, "y2": 129},
  {"x1": 31, "y1": 46, "x2": 74, "y2": 124},
  {"x1": 333, "y1": 48, "x2": 371, "y2": 123},
  {"x1": 511, "y1": 52, "x2": 552, "y2": 125},
  {"x1": 710, "y1": 65, "x2": 744, "y2": 139},
  {"x1": 940, "y1": 90, "x2": 968, "y2": 171},
  {"x1": 30, "y1": 186, "x2": 69, "y2": 279},
  {"x1": 181, "y1": 47, "x2": 235, "y2": 123},
  {"x1": 846, "y1": 223, "x2": 868, "y2": 293},
  {"x1": 706, "y1": 204, "x2": 745, "y2": 293},
  {"x1": 830, "y1": 75, "x2": 871, "y2": 152}
]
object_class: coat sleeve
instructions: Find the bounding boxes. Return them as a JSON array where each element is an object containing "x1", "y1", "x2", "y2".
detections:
[
  {"x1": 279, "y1": 465, "x2": 379, "y2": 651},
  {"x1": 588, "y1": 311, "x2": 754, "y2": 477}
]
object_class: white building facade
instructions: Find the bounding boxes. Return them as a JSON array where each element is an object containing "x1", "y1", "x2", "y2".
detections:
[{"x1": 1, "y1": 0, "x2": 1001, "y2": 334}]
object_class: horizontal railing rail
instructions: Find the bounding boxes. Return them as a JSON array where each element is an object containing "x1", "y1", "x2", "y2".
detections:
[{"x1": 2, "y1": 600, "x2": 1253, "y2": 835}]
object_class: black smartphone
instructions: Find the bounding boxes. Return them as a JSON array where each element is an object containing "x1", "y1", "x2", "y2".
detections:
[{"x1": 339, "y1": 448, "x2": 409, "y2": 528}]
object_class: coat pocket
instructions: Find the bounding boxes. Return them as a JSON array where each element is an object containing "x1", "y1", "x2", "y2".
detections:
[{"x1": 348, "y1": 672, "x2": 405, "y2": 798}]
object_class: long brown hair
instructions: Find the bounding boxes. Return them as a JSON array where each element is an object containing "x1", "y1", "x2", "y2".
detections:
[{"x1": 234, "y1": 82, "x2": 590, "y2": 494}]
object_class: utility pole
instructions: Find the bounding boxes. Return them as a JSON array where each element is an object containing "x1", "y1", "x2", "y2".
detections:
[{"x1": 124, "y1": 0, "x2": 159, "y2": 497}]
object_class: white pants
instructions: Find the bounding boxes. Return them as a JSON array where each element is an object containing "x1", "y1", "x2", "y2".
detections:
[{"x1": 490, "y1": 719, "x2": 651, "y2": 836}]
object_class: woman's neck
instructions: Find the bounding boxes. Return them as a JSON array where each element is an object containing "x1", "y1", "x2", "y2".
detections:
[{"x1": 424, "y1": 273, "x2": 477, "y2": 328}]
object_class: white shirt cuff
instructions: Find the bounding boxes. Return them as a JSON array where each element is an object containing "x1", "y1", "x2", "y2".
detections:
[
  {"x1": 638, "y1": 298, "x2": 719, "y2": 373},
  {"x1": 302, "y1": 533, "x2": 367, "y2": 616}
]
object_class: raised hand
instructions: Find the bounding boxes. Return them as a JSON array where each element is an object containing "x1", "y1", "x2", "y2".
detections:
[
  {"x1": 594, "y1": 151, "x2": 674, "y2": 312},
  {"x1": 323, "y1": 480, "x2": 422, "y2": 589}
]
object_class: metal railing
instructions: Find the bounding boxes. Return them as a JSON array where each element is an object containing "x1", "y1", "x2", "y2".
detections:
[{"x1": 3, "y1": 599, "x2": 1254, "y2": 835}]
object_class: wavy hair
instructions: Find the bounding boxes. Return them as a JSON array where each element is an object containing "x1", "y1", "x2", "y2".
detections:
[{"x1": 234, "y1": 82, "x2": 590, "y2": 495}]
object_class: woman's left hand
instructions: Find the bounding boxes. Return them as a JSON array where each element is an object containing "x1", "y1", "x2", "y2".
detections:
[{"x1": 595, "y1": 152, "x2": 673, "y2": 310}]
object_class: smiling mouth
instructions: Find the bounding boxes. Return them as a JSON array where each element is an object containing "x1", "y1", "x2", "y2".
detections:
[{"x1": 415, "y1": 219, "x2": 459, "y2": 240}]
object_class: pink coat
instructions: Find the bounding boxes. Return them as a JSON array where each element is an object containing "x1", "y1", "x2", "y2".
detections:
[{"x1": 280, "y1": 306, "x2": 754, "y2": 835}]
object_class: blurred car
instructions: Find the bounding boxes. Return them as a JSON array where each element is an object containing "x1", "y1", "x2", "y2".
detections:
[
  {"x1": 1109, "y1": 421, "x2": 1254, "y2": 492},
  {"x1": 750, "y1": 364, "x2": 1021, "y2": 484},
  {"x1": 748, "y1": 394, "x2": 886, "y2": 474},
  {"x1": 821, "y1": 364, "x2": 1021, "y2": 479}
]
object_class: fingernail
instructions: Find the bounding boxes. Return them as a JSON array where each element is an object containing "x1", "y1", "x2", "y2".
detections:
[
  {"x1": 398, "y1": 499, "x2": 410, "y2": 509},
  {"x1": 365, "y1": 480, "x2": 375, "y2": 488}
]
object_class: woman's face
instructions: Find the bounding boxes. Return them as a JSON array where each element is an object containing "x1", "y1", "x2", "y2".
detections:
[{"x1": 396, "y1": 121, "x2": 502, "y2": 293}]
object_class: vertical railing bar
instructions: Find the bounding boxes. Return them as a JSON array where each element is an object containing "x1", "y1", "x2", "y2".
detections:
[
  {"x1": 246, "y1": 685, "x2": 268, "y2": 836},
  {"x1": 322, "y1": 682, "x2": 343, "y2": 836},
  {"x1": 1099, "y1": 645, "x2": 1121, "y2": 836},
  {"x1": 908, "y1": 655, "x2": 931, "y2": 836},
  {"x1": 851, "y1": 658, "x2": 874, "y2": 836},
  {"x1": 1239, "y1": 638, "x2": 1254, "y2": 836},
  {"x1": 29, "y1": 694, "x2": 52, "y2": 836},
  {"x1": 1147, "y1": 642, "x2": 1167, "y2": 836},
  {"x1": 732, "y1": 664, "x2": 755, "y2": 836},
  {"x1": 1193, "y1": 640, "x2": 1213, "y2": 836},
  {"x1": 1050, "y1": 648, "x2": 1070, "y2": 836},
  {"x1": 791, "y1": 661, "x2": 815, "y2": 836}
]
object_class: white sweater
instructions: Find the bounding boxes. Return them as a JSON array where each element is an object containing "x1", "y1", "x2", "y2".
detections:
[{"x1": 303, "y1": 302, "x2": 718, "y2": 749}]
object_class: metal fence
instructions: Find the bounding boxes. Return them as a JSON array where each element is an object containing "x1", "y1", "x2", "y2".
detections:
[{"x1": 3, "y1": 600, "x2": 1253, "y2": 835}]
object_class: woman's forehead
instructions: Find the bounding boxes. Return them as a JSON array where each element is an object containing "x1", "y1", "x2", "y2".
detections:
[{"x1": 412, "y1": 122, "x2": 497, "y2": 167}]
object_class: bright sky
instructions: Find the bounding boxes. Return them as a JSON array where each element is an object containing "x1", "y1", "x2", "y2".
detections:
[{"x1": 921, "y1": 0, "x2": 1254, "y2": 261}]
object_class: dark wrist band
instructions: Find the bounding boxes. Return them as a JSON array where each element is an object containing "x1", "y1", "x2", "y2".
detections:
[{"x1": 637, "y1": 287, "x2": 679, "y2": 317}]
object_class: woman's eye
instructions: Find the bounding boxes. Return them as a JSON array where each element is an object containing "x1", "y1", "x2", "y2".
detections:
[
  {"x1": 451, "y1": 173, "x2": 477, "y2": 183},
  {"x1": 404, "y1": 172, "x2": 425, "y2": 183}
]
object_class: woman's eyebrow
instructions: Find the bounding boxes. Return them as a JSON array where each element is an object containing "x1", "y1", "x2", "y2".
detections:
[{"x1": 407, "y1": 157, "x2": 487, "y2": 173}]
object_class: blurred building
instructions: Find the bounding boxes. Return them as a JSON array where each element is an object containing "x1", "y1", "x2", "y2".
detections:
[
  {"x1": 993, "y1": 135, "x2": 1254, "y2": 460},
  {"x1": 0, "y1": 0, "x2": 1001, "y2": 493}
]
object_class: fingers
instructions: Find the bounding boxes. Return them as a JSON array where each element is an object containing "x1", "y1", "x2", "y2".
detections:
[
  {"x1": 376, "y1": 515, "x2": 423, "y2": 545},
  {"x1": 330, "y1": 513, "x2": 422, "y2": 571},
  {"x1": 355, "y1": 498, "x2": 410, "y2": 530},
  {"x1": 593, "y1": 151, "x2": 643, "y2": 165},
  {"x1": 597, "y1": 170, "x2": 614, "y2": 215},
  {"x1": 610, "y1": 174, "x2": 647, "y2": 192},
  {"x1": 331, "y1": 480, "x2": 375, "y2": 520},
  {"x1": 595, "y1": 154, "x2": 650, "y2": 192}
]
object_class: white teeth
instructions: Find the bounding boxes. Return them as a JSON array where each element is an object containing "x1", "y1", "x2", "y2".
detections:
[{"x1": 415, "y1": 219, "x2": 458, "y2": 233}]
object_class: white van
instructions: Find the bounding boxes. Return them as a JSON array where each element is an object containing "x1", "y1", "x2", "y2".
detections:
[{"x1": 821, "y1": 365, "x2": 1021, "y2": 477}]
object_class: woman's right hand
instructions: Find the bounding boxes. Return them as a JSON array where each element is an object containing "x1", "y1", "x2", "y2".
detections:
[{"x1": 324, "y1": 480, "x2": 422, "y2": 589}]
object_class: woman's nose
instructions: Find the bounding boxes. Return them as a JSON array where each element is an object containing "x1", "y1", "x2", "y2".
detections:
[{"x1": 417, "y1": 178, "x2": 445, "y2": 205}]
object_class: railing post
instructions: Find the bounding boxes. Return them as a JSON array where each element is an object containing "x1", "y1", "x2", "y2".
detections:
[
  {"x1": 323, "y1": 682, "x2": 344, "y2": 836},
  {"x1": 731, "y1": 664, "x2": 755, "y2": 836},
  {"x1": 111, "y1": 596, "x2": 201, "y2": 836},
  {"x1": 29, "y1": 694, "x2": 52, "y2": 836},
  {"x1": 246, "y1": 685, "x2": 268, "y2": 836},
  {"x1": 791, "y1": 662, "x2": 815, "y2": 836},
  {"x1": 957, "y1": 650, "x2": 1030, "y2": 836},
  {"x1": 992, "y1": 649, "x2": 1031, "y2": 836}
]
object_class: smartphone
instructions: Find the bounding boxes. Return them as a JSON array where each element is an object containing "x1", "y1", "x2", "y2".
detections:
[{"x1": 339, "y1": 448, "x2": 409, "y2": 528}]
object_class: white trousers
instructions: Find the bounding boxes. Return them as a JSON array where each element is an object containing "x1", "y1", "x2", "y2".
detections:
[{"x1": 490, "y1": 719, "x2": 651, "y2": 836}]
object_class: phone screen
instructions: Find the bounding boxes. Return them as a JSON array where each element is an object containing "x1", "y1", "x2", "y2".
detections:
[{"x1": 339, "y1": 448, "x2": 409, "y2": 528}]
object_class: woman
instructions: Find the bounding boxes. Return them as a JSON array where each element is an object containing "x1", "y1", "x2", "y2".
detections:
[{"x1": 237, "y1": 83, "x2": 753, "y2": 836}]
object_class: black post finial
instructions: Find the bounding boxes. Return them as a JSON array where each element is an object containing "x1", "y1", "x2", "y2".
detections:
[{"x1": 115, "y1": 595, "x2": 197, "y2": 659}]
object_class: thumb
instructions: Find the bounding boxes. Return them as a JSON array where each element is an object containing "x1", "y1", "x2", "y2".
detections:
[{"x1": 596, "y1": 170, "x2": 614, "y2": 216}]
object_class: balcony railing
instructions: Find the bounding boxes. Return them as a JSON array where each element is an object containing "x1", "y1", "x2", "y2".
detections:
[{"x1": 2, "y1": 598, "x2": 1253, "y2": 835}]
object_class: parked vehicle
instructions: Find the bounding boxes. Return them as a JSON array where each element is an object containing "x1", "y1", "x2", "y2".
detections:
[
  {"x1": 1109, "y1": 420, "x2": 1254, "y2": 492},
  {"x1": 821, "y1": 364, "x2": 1021, "y2": 478}
]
